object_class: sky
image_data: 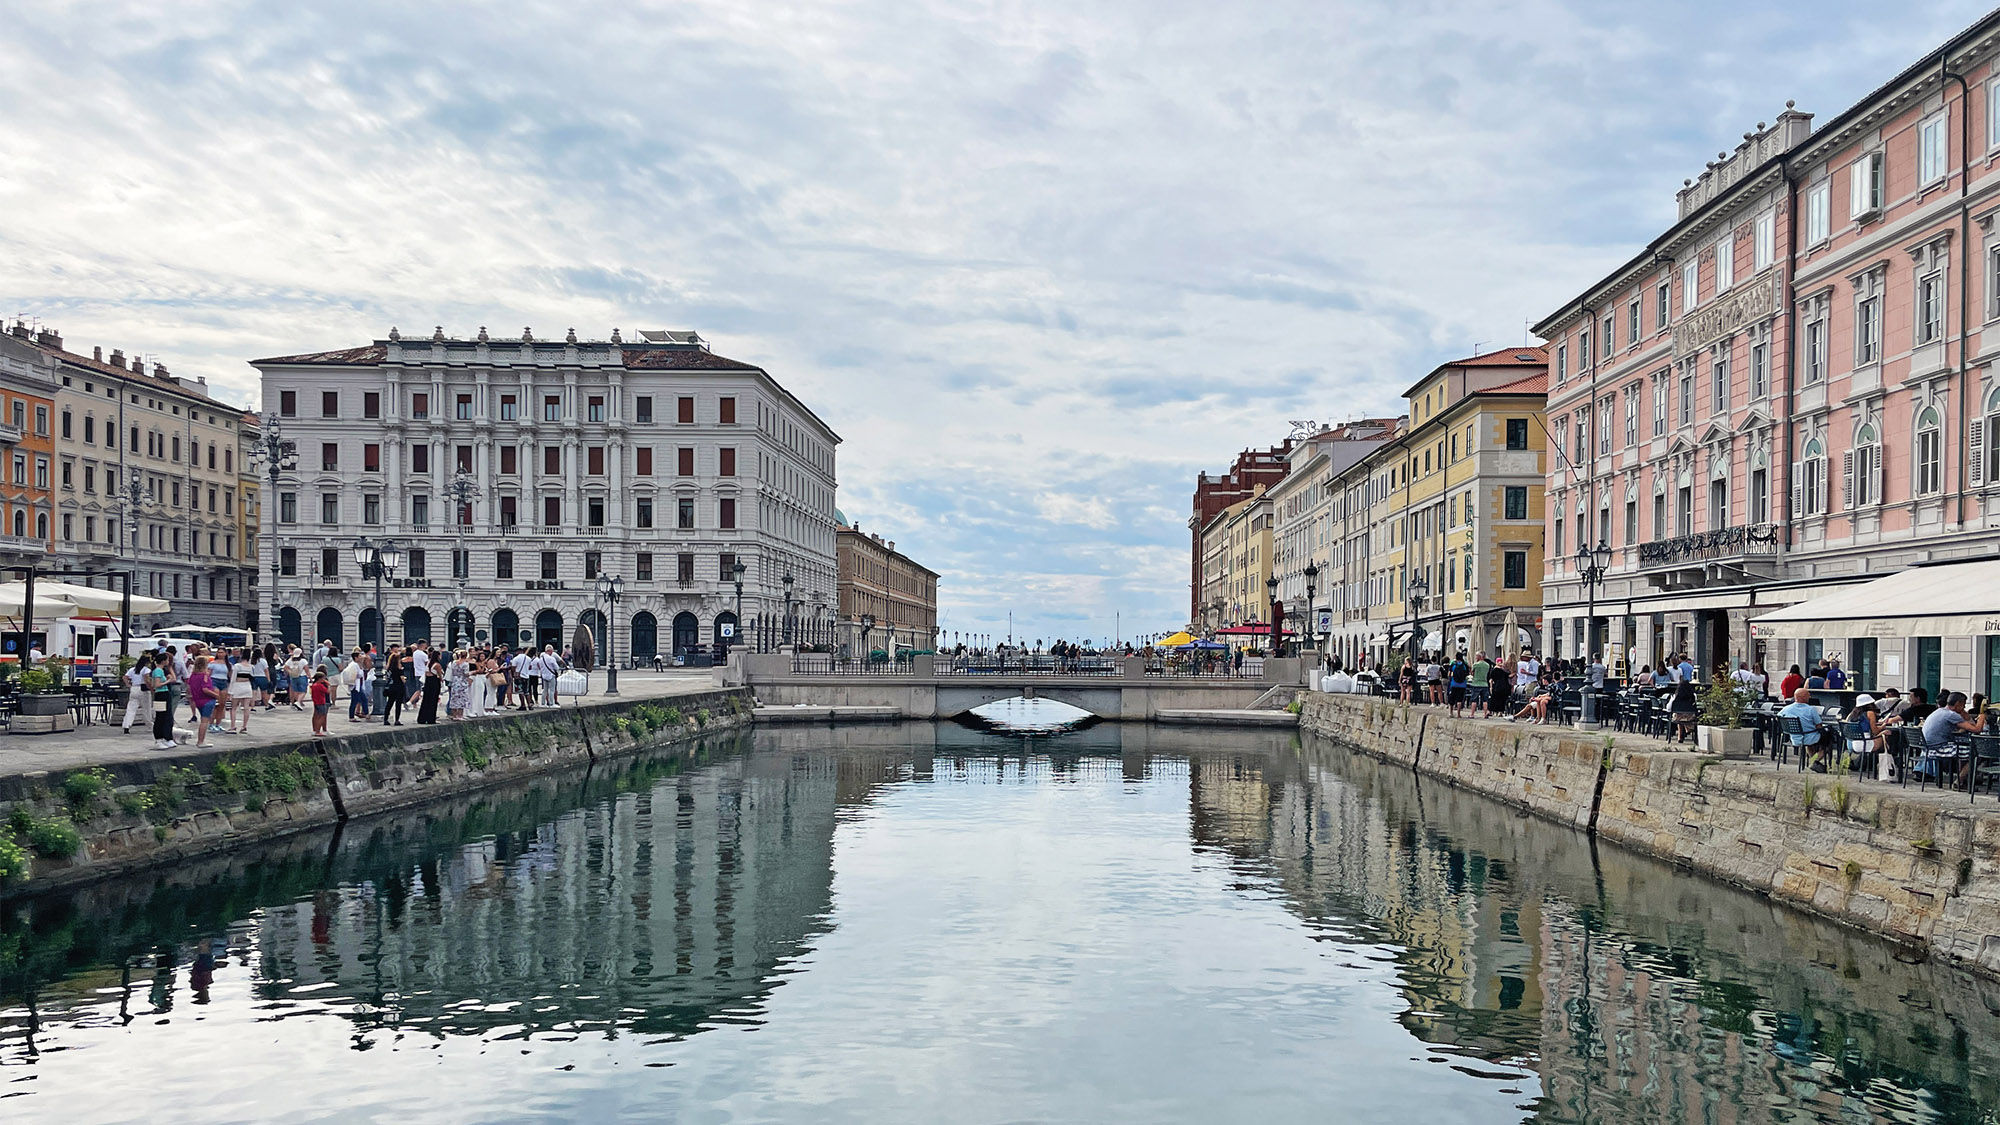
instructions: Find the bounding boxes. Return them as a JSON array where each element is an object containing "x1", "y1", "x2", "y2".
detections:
[{"x1": 0, "y1": 0, "x2": 1991, "y2": 645}]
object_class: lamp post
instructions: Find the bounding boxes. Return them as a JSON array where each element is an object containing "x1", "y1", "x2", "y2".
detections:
[
  {"x1": 1575, "y1": 540, "x2": 1613, "y2": 728},
  {"x1": 1265, "y1": 574, "x2": 1280, "y2": 656},
  {"x1": 1303, "y1": 561, "x2": 1320, "y2": 665},
  {"x1": 730, "y1": 559, "x2": 746, "y2": 659},
  {"x1": 1406, "y1": 571, "x2": 1430, "y2": 664},
  {"x1": 252, "y1": 418, "x2": 296, "y2": 643},
  {"x1": 595, "y1": 574, "x2": 624, "y2": 695},
  {"x1": 782, "y1": 572, "x2": 796, "y2": 645},
  {"x1": 352, "y1": 537, "x2": 402, "y2": 707},
  {"x1": 861, "y1": 613, "x2": 875, "y2": 664}
]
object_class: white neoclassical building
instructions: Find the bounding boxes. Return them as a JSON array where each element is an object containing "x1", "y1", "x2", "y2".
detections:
[{"x1": 253, "y1": 327, "x2": 839, "y2": 663}]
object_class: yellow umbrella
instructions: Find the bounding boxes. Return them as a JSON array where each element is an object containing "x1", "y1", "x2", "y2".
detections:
[{"x1": 1156, "y1": 631, "x2": 1198, "y2": 648}]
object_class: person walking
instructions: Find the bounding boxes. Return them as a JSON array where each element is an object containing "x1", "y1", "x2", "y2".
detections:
[
  {"x1": 149, "y1": 656, "x2": 179, "y2": 750},
  {"x1": 446, "y1": 650, "x2": 471, "y2": 720},
  {"x1": 382, "y1": 647, "x2": 407, "y2": 725},
  {"x1": 346, "y1": 649, "x2": 372, "y2": 722},
  {"x1": 539, "y1": 645, "x2": 561, "y2": 706},
  {"x1": 122, "y1": 653, "x2": 154, "y2": 734},
  {"x1": 417, "y1": 654, "x2": 443, "y2": 724},
  {"x1": 284, "y1": 649, "x2": 310, "y2": 711}
]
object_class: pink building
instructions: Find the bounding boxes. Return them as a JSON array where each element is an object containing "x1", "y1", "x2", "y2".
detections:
[{"x1": 1537, "y1": 13, "x2": 2000, "y2": 699}]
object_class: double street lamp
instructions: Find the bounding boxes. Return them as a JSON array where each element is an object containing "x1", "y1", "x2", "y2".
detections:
[
  {"x1": 1302, "y1": 561, "x2": 1320, "y2": 662},
  {"x1": 352, "y1": 537, "x2": 403, "y2": 706},
  {"x1": 782, "y1": 572, "x2": 796, "y2": 645},
  {"x1": 1406, "y1": 571, "x2": 1430, "y2": 662},
  {"x1": 1576, "y1": 540, "x2": 1614, "y2": 728},
  {"x1": 253, "y1": 418, "x2": 297, "y2": 642},
  {"x1": 594, "y1": 573, "x2": 625, "y2": 695}
]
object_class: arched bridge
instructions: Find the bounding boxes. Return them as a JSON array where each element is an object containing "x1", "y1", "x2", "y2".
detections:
[{"x1": 726, "y1": 653, "x2": 1296, "y2": 721}]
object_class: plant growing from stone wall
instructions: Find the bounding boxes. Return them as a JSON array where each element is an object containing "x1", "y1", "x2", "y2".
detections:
[
  {"x1": 25, "y1": 814, "x2": 80, "y2": 859},
  {"x1": 0, "y1": 831, "x2": 26, "y2": 882},
  {"x1": 61, "y1": 768, "x2": 114, "y2": 812}
]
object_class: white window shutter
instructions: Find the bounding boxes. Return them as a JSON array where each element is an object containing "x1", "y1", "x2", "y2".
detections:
[
  {"x1": 1818, "y1": 460, "x2": 1830, "y2": 515},
  {"x1": 1842, "y1": 450, "x2": 1855, "y2": 510},
  {"x1": 1791, "y1": 462, "x2": 1803, "y2": 517},
  {"x1": 1850, "y1": 159, "x2": 1866, "y2": 216},
  {"x1": 1873, "y1": 446, "x2": 1885, "y2": 505},
  {"x1": 1973, "y1": 418, "x2": 1987, "y2": 487}
]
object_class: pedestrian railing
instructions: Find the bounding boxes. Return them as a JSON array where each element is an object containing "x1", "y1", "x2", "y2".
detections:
[
  {"x1": 936, "y1": 659, "x2": 1122, "y2": 676},
  {"x1": 789, "y1": 655, "x2": 917, "y2": 676}
]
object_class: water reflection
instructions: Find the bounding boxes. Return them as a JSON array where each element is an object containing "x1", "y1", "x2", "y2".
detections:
[{"x1": 1, "y1": 723, "x2": 1998, "y2": 1123}]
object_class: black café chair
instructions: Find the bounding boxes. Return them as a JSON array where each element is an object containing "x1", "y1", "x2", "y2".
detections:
[{"x1": 1778, "y1": 715, "x2": 1810, "y2": 771}]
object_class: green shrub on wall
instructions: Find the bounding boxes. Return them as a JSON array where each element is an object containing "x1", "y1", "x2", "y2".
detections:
[{"x1": 0, "y1": 832, "x2": 27, "y2": 881}]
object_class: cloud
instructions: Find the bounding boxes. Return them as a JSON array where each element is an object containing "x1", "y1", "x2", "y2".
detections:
[{"x1": 0, "y1": 0, "x2": 1989, "y2": 640}]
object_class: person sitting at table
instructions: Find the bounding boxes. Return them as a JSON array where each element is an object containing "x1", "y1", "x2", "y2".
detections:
[
  {"x1": 1780, "y1": 687, "x2": 1829, "y2": 771},
  {"x1": 1899, "y1": 687, "x2": 1936, "y2": 728},
  {"x1": 1920, "y1": 692, "x2": 1983, "y2": 787},
  {"x1": 1806, "y1": 666, "x2": 1827, "y2": 690},
  {"x1": 1508, "y1": 676, "x2": 1556, "y2": 724},
  {"x1": 1877, "y1": 686, "x2": 1906, "y2": 722},
  {"x1": 1845, "y1": 693, "x2": 1890, "y2": 779},
  {"x1": 1668, "y1": 669, "x2": 1699, "y2": 744},
  {"x1": 1651, "y1": 664, "x2": 1675, "y2": 688}
]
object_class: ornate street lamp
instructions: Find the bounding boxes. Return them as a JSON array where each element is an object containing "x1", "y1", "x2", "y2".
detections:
[
  {"x1": 1406, "y1": 570, "x2": 1430, "y2": 662},
  {"x1": 595, "y1": 573, "x2": 624, "y2": 695},
  {"x1": 730, "y1": 559, "x2": 747, "y2": 659},
  {"x1": 782, "y1": 571, "x2": 796, "y2": 645},
  {"x1": 1266, "y1": 574, "x2": 1280, "y2": 655},
  {"x1": 1576, "y1": 540, "x2": 1614, "y2": 727},
  {"x1": 252, "y1": 417, "x2": 297, "y2": 644},
  {"x1": 352, "y1": 537, "x2": 402, "y2": 709},
  {"x1": 1303, "y1": 561, "x2": 1320, "y2": 663}
]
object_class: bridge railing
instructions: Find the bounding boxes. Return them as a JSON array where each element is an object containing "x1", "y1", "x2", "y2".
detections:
[
  {"x1": 935, "y1": 657, "x2": 1122, "y2": 676},
  {"x1": 790, "y1": 654, "x2": 917, "y2": 676}
]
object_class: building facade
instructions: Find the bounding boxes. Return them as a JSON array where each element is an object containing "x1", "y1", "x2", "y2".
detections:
[
  {"x1": 1269, "y1": 419, "x2": 1401, "y2": 650},
  {"x1": 1188, "y1": 440, "x2": 1293, "y2": 623},
  {"x1": 834, "y1": 516, "x2": 939, "y2": 654},
  {"x1": 1537, "y1": 12, "x2": 2000, "y2": 698},
  {"x1": 1, "y1": 320, "x2": 256, "y2": 628},
  {"x1": 252, "y1": 327, "x2": 839, "y2": 663}
]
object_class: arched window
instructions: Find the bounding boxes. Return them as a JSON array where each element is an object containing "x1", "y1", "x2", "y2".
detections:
[
  {"x1": 1851, "y1": 423, "x2": 1881, "y2": 508},
  {"x1": 491, "y1": 608, "x2": 520, "y2": 649},
  {"x1": 1708, "y1": 454, "x2": 1729, "y2": 531},
  {"x1": 401, "y1": 607, "x2": 432, "y2": 645},
  {"x1": 631, "y1": 611, "x2": 658, "y2": 661},
  {"x1": 1551, "y1": 498, "x2": 1565, "y2": 555},
  {"x1": 315, "y1": 608, "x2": 344, "y2": 650},
  {"x1": 35, "y1": 513, "x2": 47, "y2": 540},
  {"x1": 671, "y1": 612, "x2": 700, "y2": 658},
  {"x1": 1915, "y1": 406, "x2": 1943, "y2": 496},
  {"x1": 278, "y1": 607, "x2": 303, "y2": 647},
  {"x1": 11, "y1": 509, "x2": 22, "y2": 538},
  {"x1": 712, "y1": 611, "x2": 736, "y2": 651},
  {"x1": 1799, "y1": 438, "x2": 1827, "y2": 517}
]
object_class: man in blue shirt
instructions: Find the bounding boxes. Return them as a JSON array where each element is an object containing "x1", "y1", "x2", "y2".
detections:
[
  {"x1": 1825, "y1": 657, "x2": 1848, "y2": 690},
  {"x1": 1779, "y1": 687, "x2": 1829, "y2": 772},
  {"x1": 1676, "y1": 653, "x2": 1696, "y2": 684}
]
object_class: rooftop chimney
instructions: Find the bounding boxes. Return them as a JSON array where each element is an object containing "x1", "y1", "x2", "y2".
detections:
[
  {"x1": 93, "y1": 346, "x2": 102, "y2": 362},
  {"x1": 32, "y1": 328, "x2": 60, "y2": 350},
  {"x1": 109, "y1": 349, "x2": 125, "y2": 369}
]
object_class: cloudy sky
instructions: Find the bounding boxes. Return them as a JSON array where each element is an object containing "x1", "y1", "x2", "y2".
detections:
[{"x1": 0, "y1": 1, "x2": 1988, "y2": 644}]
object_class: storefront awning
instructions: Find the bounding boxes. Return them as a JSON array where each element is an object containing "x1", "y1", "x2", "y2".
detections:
[{"x1": 1748, "y1": 558, "x2": 2000, "y2": 640}]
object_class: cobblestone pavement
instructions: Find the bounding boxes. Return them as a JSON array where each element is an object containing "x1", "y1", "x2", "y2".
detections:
[{"x1": 0, "y1": 670, "x2": 724, "y2": 780}]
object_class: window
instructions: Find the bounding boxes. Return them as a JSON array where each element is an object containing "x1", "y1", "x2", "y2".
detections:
[
  {"x1": 82, "y1": 416, "x2": 93, "y2": 444},
  {"x1": 719, "y1": 396, "x2": 735, "y2": 424},
  {"x1": 1754, "y1": 212, "x2": 1774, "y2": 271},
  {"x1": 1652, "y1": 488, "x2": 1667, "y2": 538},
  {"x1": 588, "y1": 497, "x2": 605, "y2": 527},
  {"x1": 83, "y1": 464, "x2": 93, "y2": 493},
  {"x1": 1800, "y1": 438, "x2": 1827, "y2": 517},
  {"x1": 1806, "y1": 181, "x2": 1830, "y2": 246},
  {"x1": 1555, "y1": 344, "x2": 1567, "y2": 383},
  {"x1": 412, "y1": 444, "x2": 430, "y2": 473},
  {"x1": 1678, "y1": 366, "x2": 1693, "y2": 425},
  {"x1": 678, "y1": 447, "x2": 694, "y2": 476},
  {"x1": 280, "y1": 492, "x2": 297, "y2": 523},
  {"x1": 456, "y1": 394, "x2": 472, "y2": 420},
  {"x1": 635, "y1": 396, "x2": 653, "y2": 424},
  {"x1": 1750, "y1": 341, "x2": 1769, "y2": 399},
  {"x1": 1709, "y1": 477, "x2": 1728, "y2": 531},
  {"x1": 1916, "y1": 407, "x2": 1943, "y2": 496},
  {"x1": 1917, "y1": 270, "x2": 1946, "y2": 345},
  {"x1": 1602, "y1": 314, "x2": 1615, "y2": 356},
  {"x1": 719, "y1": 498, "x2": 736, "y2": 529},
  {"x1": 497, "y1": 550, "x2": 513, "y2": 579},
  {"x1": 322, "y1": 548, "x2": 339, "y2": 578},
  {"x1": 1625, "y1": 497, "x2": 1638, "y2": 543},
  {"x1": 321, "y1": 443, "x2": 338, "y2": 471},
  {"x1": 1710, "y1": 351, "x2": 1728, "y2": 415},
  {"x1": 678, "y1": 396, "x2": 695, "y2": 424},
  {"x1": 719, "y1": 447, "x2": 735, "y2": 476},
  {"x1": 411, "y1": 495, "x2": 429, "y2": 527},
  {"x1": 1628, "y1": 300, "x2": 1640, "y2": 344},
  {"x1": 1676, "y1": 484, "x2": 1692, "y2": 536},
  {"x1": 543, "y1": 496, "x2": 561, "y2": 526},
  {"x1": 170, "y1": 433, "x2": 179, "y2": 461},
  {"x1": 1714, "y1": 231, "x2": 1733, "y2": 292},
  {"x1": 678, "y1": 553, "x2": 696, "y2": 583},
  {"x1": 1598, "y1": 399, "x2": 1612, "y2": 455},
  {"x1": 543, "y1": 395, "x2": 561, "y2": 421},
  {"x1": 280, "y1": 547, "x2": 297, "y2": 577},
  {"x1": 1504, "y1": 486, "x2": 1527, "y2": 520},
  {"x1": 363, "y1": 443, "x2": 380, "y2": 472},
  {"x1": 1849, "y1": 151, "x2": 1884, "y2": 219},
  {"x1": 1652, "y1": 377, "x2": 1667, "y2": 436},
  {"x1": 637, "y1": 552, "x2": 653, "y2": 581},
  {"x1": 406, "y1": 548, "x2": 425, "y2": 578},
  {"x1": 499, "y1": 394, "x2": 517, "y2": 421},
  {"x1": 280, "y1": 390, "x2": 297, "y2": 417},
  {"x1": 1578, "y1": 328, "x2": 1591, "y2": 370},
  {"x1": 58, "y1": 410, "x2": 70, "y2": 440},
  {"x1": 1920, "y1": 111, "x2": 1948, "y2": 185},
  {"x1": 1624, "y1": 390, "x2": 1637, "y2": 446},
  {"x1": 362, "y1": 495, "x2": 381, "y2": 525},
  {"x1": 544, "y1": 446, "x2": 560, "y2": 475},
  {"x1": 500, "y1": 496, "x2": 517, "y2": 527},
  {"x1": 1504, "y1": 418, "x2": 1528, "y2": 450},
  {"x1": 719, "y1": 552, "x2": 735, "y2": 579},
  {"x1": 1503, "y1": 551, "x2": 1526, "y2": 589},
  {"x1": 1853, "y1": 424, "x2": 1881, "y2": 507},
  {"x1": 1683, "y1": 260, "x2": 1699, "y2": 310},
  {"x1": 584, "y1": 551, "x2": 600, "y2": 580},
  {"x1": 636, "y1": 497, "x2": 654, "y2": 528},
  {"x1": 322, "y1": 391, "x2": 338, "y2": 418},
  {"x1": 59, "y1": 461, "x2": 70, "y2": 489},
  {"x1": 677, "y1": 498, "x2": 695, "y2": 529},
  {"x1": 456, "y1": 444, "x2": 472, "y2": 473},
  {"x1": 1656, "y1": 281, "x2": 1670, "y2": 330},
  {"x1": 541, "y1": 552, "x2": 558, "y2": 580},
  {"x1": 1856, "y1": 292, "x2": 1881, "y2": 365},
  {"x1": 588, "y1": 396, "x2": 605, "y2": 422},
  {"x1": 1572, "y1": 413, "x2": 1586, "y2": 464},
  {"x1": 1805, "y1": 319, "x2": 1827, "y2": 383},
  {"x1": 636, "y1": 447, "x2": 653, "y2": 475},
  {"x1": 588, "y1": 446, "x2": 604, "y2": 476},
  {"x1": 1751, "y1": 457, "x2": 1769, "y2": 524}
]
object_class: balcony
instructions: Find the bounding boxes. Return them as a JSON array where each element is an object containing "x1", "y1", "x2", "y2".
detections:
[
  {"x1": 1636, "y1": 524, "x2": 1780, "y2": 590},
  {"x1": 0, "y1": 422, "x2": 22, "y2": 446}
]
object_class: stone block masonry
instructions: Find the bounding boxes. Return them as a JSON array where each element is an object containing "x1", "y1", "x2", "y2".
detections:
[
  {"x1": 0, "y1": 688, "x2": 752, "y2": 894},
  {"x1": 1301, "y1": 693, "x2": 2000, "y2": 980}
]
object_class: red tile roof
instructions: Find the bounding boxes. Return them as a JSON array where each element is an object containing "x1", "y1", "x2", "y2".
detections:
[
  {"x1": 1453, "y1": 344, "x2": 1548, "y2": 367},
  {"x1": 1479, "y1": 371, "x2": 1549, "y2": 396}
]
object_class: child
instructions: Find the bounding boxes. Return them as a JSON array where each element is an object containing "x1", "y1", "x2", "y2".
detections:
[{"x1": 309, "y1": 671, "x2": 333, "y2": 736}]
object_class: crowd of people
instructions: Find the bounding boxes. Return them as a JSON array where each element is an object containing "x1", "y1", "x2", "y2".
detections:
[{"x1": 123, "y1": 637, "x2": 588, "y2": 750}]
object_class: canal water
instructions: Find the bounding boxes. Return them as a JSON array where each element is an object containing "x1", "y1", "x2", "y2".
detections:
[{"x1": 5, "y1": 722, "x2": 2000, "y2": 1123}]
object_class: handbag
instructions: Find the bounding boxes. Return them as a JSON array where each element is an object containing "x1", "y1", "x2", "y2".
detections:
[{"x1": 487, "y1": 671, "x2": 506, "y2": 687}]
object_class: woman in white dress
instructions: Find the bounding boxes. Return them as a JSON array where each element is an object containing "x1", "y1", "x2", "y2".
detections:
[{"x1": 466, "y1": 649, "x2": 489, "y2": 718}]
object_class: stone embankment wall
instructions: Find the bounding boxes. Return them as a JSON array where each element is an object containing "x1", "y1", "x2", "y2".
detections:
[
  {"x1": 0, "y1": 689, "x2": 751, "y2": 893},
  {"x1": 1302, "y1": 692, "x2": 2000, "y2": 979}
]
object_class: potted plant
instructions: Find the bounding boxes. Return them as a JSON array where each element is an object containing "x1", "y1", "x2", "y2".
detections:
[
  {"x1": 1696, "y1": 677, "x2": 1755, "y2": 757},
  {"x1": 15, "y1": 668, "x2": 68, "y2": 717}
]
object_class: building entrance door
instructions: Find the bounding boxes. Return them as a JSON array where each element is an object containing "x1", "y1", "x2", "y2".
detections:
[{"x1": 1917, "y1": 637, "x2": 1942, "y2": 701}]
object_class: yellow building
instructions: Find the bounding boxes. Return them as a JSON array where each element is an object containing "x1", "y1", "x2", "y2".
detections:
[
  {"x1": 1222, "y1": 493, "x2": 1274, "y2": 636},
  {"x1": 1396, "y1": 347, "x2": 1547, "y2": 660}
]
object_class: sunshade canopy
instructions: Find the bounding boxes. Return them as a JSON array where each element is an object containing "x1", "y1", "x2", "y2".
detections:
[
  {"x1": 0, "y1": 581, "x2": 170, "y2": 616},
  {"x1": 1156, "y1": 631, "x2": 1197, "y2": 647},
  {"x1": 1749, "y1": 558, "x2": 2000, "y2": 640}
]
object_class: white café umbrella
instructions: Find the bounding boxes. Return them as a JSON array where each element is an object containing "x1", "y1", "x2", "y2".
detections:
[
  {"x1": 0, "y1": 590, "x2": 83, "y2": 618},
  {"x1": 0, "y1": 580, "x2": 170, "y2": 616}
]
